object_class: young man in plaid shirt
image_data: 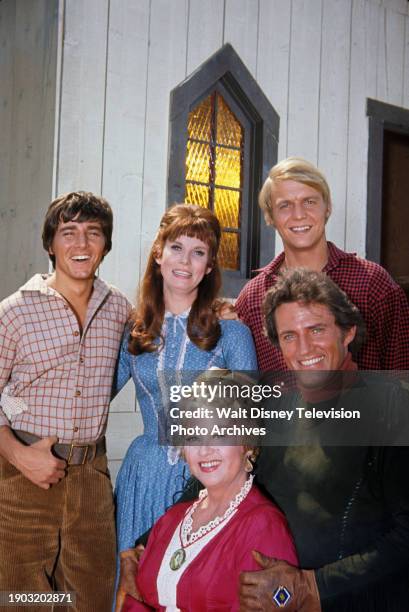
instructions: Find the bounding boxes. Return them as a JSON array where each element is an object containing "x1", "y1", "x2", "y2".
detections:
[
  {"x1": 236, "y1": 157, "x2": 409, "y2": 372},
  {"x1": 0, "y1": 192, "x2": 131, "y2": 611}
]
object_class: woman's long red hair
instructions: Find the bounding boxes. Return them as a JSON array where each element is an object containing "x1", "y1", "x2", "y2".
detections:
[{"x1": 128, "y1": 204, "x2": 222, "y2": 355}]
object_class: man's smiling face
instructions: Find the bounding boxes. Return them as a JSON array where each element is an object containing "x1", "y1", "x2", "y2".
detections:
[
  {"x1": 274, "y1": 301, "x2": 356, "y2": 386},
  {"x1": 270, "y1": 180, "x2": 330, "y2": 254},
  {"x1": 49, "y1": 217, "x2": 107, "y2": 284}
]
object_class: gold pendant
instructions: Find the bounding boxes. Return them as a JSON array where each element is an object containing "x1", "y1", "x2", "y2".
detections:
[{"x1": 169, "y1": 548, "x2": 186, "y2": 571}]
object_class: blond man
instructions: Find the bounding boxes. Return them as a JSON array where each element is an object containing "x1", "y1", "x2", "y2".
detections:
[{"x1": 236, "y1": 157, "x2": 409, "y2": 371}]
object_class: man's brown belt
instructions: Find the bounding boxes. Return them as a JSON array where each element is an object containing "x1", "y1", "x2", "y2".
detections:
[{"x1": 13, "y1": 430, "x2": 106, "y2": 465}]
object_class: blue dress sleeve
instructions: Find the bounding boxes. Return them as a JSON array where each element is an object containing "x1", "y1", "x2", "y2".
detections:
[
  {"x1": 220, "y1": 320, "x2": 258, "y2": 370},
  {"x1": 112, "y1": 329, "x2": 132, "y2": 396}
]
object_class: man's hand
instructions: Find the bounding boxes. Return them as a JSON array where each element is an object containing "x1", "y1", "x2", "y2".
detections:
[
  {"x1": 213, "y1": 299, "x2": 238, "y2": 321},
  {"x1": 240, "y1": 551, "x2": 321, "y2": 611},
  {"x1": 115, "y1": 545, "x2": 145, "y2": 612},
  {"x1": 12, "y1": 436, "x2": 66, "y2": 489}
]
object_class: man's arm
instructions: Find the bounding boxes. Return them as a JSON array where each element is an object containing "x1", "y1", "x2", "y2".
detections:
[
  {"x1": 240, "y1": 446, "x2": 409, "y2": 608},
  {"x1": 0, "y1": 318, "x2": 66, "y2": 489},
  {"x1": 240, "y1": 553, "x2": 320, "y2": 612},
  {"x1": 314, "y1": 445, "x2": 409, "y2": 599},
  {"x1": 370, "y1": 279, "x2": 409, "y2": 370},
  {"x1": 0, "y1": 318, "x2": 17, "y2": 428}
]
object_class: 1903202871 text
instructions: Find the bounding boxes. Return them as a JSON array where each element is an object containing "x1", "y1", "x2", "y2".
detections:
[{"x1": 0, "y1": 592, "x2": 75, "y2": 607}]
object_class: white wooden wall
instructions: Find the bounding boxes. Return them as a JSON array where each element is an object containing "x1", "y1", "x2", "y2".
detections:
[{"x1": 1, "y1": 0, "x2": 409, "y2": 481}]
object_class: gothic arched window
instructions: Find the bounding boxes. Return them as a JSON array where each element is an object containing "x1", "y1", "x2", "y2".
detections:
[
  {"x1": 186, "y1": 91, "x2": 244, "y2": 271},
  {"x1": 168, "y1": 44, "x2": 278, "y2": 296}
]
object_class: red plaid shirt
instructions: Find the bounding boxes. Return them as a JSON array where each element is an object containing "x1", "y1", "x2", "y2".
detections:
[
  {"x1": 236, "y1": 242, "x2": 409, "y2": 371},
  {"x1": 0, "y1": 274, "x2": 131, "y2": 443}
]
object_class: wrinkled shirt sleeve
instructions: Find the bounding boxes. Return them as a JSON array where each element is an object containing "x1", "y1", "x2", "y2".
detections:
[
  {"x1": 315, "y1": 445, "x2": 409, "y2": 600},
  {"x1": 369, "y1": 284, "x2": 409, "y2": 370},
  {"x1": 0, "y1": 320, "x2": 16, "y2": 427}
]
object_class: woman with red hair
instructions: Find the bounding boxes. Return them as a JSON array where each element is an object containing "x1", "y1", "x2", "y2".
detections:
[{"x1": 114, "y1": 205, "x2": 257, "y2": 582}]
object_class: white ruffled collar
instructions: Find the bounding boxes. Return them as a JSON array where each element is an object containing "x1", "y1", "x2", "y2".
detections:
[{"x1": 164, "y1": 307, "x2": 191, "y2": 320}]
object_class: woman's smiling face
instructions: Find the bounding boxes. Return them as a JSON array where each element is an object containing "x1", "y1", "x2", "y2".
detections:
[
  {"x1": 155, "y1": 234, "x2": 212, "y2": 301},
  {"x1": 184, "y1": 442, "x2": 246, "y2": 493}
]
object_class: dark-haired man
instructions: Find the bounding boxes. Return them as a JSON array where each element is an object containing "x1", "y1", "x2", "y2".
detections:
[
  {"x1": 240, "y1": 269, "x2": 409, "y2": 612},
  {"x1": 236, "y1": 157, "x2": 409, "y2": 371},
  {"x1": 0, "y1": 192, "x2": 131, "y2": 611}
]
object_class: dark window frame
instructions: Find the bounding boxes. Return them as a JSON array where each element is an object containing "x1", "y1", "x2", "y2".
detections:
[
  {"x1": 168, "y1": 43, "x2": 279, "y2": 297},
  {"x1": 366, "y1": 98, "x2": 409, "y2": 263}
]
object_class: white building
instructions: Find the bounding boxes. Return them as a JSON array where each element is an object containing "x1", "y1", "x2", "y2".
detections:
[{"x1": 1, "y1": 0, "x2": 408, "y2": 480}]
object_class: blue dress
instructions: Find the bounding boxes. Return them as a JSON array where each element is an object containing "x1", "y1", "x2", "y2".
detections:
[{"x1": 114, "y1": 312, "x2": 257, "y2": 552}]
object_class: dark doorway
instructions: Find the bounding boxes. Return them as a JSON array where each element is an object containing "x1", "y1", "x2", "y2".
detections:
[
  {"x1": 366, "y1": 99, "x2": 409, "y2": 299},
  {"x1": 381, "y1": 130, "x2": 409, "y2": 295}
]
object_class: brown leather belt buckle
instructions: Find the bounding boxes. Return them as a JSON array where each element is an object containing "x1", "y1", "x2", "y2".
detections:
[
  {"x1": 67, "y1": 443, "x2": 93, "y2": 465},
  {"x1": 12, "y1": 430, "x2": 105, "y2": 465}
]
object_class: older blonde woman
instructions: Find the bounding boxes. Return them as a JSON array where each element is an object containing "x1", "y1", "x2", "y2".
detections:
[{"x1": 121, "y1": 373, "x2": 298, "y2": 611}]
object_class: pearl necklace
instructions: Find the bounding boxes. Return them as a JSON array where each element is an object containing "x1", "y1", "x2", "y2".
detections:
[{"x1": 169, "y1": 475, "x2": 254, "y2": 571}]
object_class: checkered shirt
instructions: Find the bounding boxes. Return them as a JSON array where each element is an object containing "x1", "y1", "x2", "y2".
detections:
[
  {"x1": 0, "y1": 274, "x2": 132, "y2": 443},
  {"x1": 236, "y1": 242, "x2": 409, "y2": 372}
]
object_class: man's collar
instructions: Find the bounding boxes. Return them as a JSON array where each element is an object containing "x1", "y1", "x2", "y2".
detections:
[
  {"x1": 255, "y1": 252, "x2": 286, "y2": 278},
  {"x1": 261, "y1": 242, "x2": 356, "y2": 278},
  {"x1": 20, "y1": 274, "x2": 53, "y2": 295},
  {"x1": 20, "y1": 273, "x2": 111, "y2": 303},
  {"x1": 323, "y1": 242, "x2": 356, "y2": 272},
  {"x1": 87, "y1": 276, "x2": 112, "y2": 309}
]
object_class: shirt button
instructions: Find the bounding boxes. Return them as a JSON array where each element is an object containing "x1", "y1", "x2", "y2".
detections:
[
  {"x1": 73, "y1": 331, "x2": 80, "y2": 337},
  {"x1": 73, "y1": 426, "x2": 79, "y2": 432},
  {"x1": 75, "y1": 390, "x2": 81, "y2": 397},
  {"x1": 79, "y1": 357, "x2": 84, "y2": 363}
]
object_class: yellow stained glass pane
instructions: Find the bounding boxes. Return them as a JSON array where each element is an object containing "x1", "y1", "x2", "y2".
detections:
[
  {"x1": 185, "y1": 140, "x2": 210, "y2": 183},
  {"x1": 214, "y1": 188, "x2": 240, "y2": 228},
  {"x1": 185, "y1": 183, "x2": 210, "y2": 208},
  {"x1": 215, "y1": 146, "x2": 241, "y2": 189},
  {"x1": 216, "y1": 94, "x2": 243, "y2": 148},
  {"x1": 188, "y1": 95, "x2": 212, "y2": 141},
  {"x1": 219, "y1": 231, "x2": 240, "y2": 271}
]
